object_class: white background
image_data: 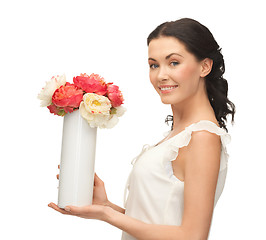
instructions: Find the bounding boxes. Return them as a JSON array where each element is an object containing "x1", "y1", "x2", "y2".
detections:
[{"x1": 1, "y1": 0, "x2": 265, "y2": 239}]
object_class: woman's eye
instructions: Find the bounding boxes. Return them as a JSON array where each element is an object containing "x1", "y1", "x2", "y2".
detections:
[
  {"x1": 150, "y1": 64, "x2": 159, "y2": 69},
  {"x1": 170, "y1": 61, "x2": 179, "y2": 67}
]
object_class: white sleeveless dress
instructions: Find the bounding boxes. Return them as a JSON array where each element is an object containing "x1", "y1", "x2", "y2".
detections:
[{"x1": 121, "y1": 120, "x2": 231, "y2": 240}]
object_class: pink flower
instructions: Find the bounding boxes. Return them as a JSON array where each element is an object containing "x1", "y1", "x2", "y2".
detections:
[
  {"x1": 52, "y1": 82, "x2": 84, "y2": 108},
  {"x1": 73, "y1": 73, "x2": 107, "y2": 95},
  {"x1": 47, "y1": 104, "x2": 75, "y2": 116},
  {"x1": 107, "y1": 83, "x2": 124, "y2": 107}
]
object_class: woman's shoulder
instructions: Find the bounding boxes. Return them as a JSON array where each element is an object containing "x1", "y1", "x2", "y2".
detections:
[
  {"x1": 189, "y1": 128, "x2": 221, "y2": 149},
  {"x1": 168, "y1": 117, "x2": 230, "y2": 158},
  {"x1": 176, "y1": 124, "x2": 221, "y2": 156}
]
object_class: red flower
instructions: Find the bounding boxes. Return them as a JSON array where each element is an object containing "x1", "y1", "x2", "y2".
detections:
[
  {"x1": 107, "y1": 83, "x2": 124, "y2": 107},
  {"x1": 47, "y1": 104, "x2": 75, "y2": 116},
  {"x1": 52, "y1": 82, "x2": 83, "y2": 108},
  {"x1": 73, "y1": 73, "x2": 107, "y2": 95}
]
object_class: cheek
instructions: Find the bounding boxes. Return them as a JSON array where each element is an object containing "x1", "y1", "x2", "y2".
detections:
[
  {"x1": 149, "y1": 72, "x2": 156, "y2": 86},
  {"x1": 173, "y1": 64, "x2": 200, "y2": 83},
  {"x1": 149, "y1": 73, "x2": 161, "y2": 95}
]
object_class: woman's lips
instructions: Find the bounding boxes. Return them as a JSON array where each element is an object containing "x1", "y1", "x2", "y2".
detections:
[{"x1": 159, "y1": 85, "x2": 178, "y2": 93}]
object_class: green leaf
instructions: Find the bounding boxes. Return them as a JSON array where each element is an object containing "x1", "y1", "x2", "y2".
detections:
[
  {"x1": 110, "y1": 107, "x2": 117, "y2": 115},
  {"x1": 58, "y1": 109, "x2": 66, "y2": 116}
]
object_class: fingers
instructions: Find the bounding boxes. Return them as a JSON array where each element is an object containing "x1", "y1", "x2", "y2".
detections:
[
  {"x1": 57, "y1": 165, "x2": 60, "y2": 179},
  {"x1": 48, "y1": 202, "x2": 73, "y2": 215},
  {"x1": 63, "y1": 205, "x2": 82, "y2": 214},
  {"x1": 63, "y1": 205, "x2": 103, "y2": 218},
  {"x1": 59, "y1": 205, "x2": 89, "y2": 217},
  {"x1": 94, "y1": 173, "x2": 104, "y2": 186},
  {"x1": 48, "y1": 203, "x2": 105, "y2": 220}
]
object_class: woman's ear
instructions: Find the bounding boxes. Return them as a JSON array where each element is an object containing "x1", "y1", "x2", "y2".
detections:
[{"x1": 200, "y1": 58, "x2": 213, "y2": 77}]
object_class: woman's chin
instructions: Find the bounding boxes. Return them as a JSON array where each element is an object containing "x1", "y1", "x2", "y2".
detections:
[
  {"x1": 161, "y1": 98, "x2": 173, "y2": 105},
  {"x1": 160, "y1": 95, "x2": 177, "y2": 105}
]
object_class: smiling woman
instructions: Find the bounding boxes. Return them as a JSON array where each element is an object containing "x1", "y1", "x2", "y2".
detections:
[
  {"x1": 49, "y1": 18, "x2": 235, "y2": 240},
  {"x1": 147, "y1": 19, "x2": 235, "y2": 131},
  {"x1": 148, "y1": 37, "x2": 211, "y2": 106}
]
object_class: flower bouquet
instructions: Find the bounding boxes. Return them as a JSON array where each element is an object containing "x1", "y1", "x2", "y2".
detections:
[{"x1": 38, "y1": 73, "x2": 126, "y2": 208}]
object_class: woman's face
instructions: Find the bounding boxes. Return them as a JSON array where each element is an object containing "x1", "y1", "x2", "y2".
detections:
[{"x1": 148, "y1": 36, "x2": 205, "y2": 106}]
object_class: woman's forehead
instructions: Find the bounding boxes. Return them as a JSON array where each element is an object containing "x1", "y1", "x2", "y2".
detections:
[{"x1": 148, "y1": 37, "x2": 188, "y2": 59}]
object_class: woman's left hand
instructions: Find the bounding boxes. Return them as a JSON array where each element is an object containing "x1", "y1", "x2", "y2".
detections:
[{"x1": 48, "y1": 202, "x2": 109, "y2": 221}]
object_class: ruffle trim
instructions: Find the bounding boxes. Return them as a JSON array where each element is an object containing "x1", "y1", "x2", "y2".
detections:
[{"x1": 166, "y1": 120, "x2": 231, "y2": 172}]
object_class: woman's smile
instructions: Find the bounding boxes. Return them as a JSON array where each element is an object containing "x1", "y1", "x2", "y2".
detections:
[{"x1": 158, "y1": 85, "x2": 178, "y2": 94}]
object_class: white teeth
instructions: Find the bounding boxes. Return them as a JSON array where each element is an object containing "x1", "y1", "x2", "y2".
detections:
[{"x1": 160, "y1": 86, "x2": 177, "y2": 91}]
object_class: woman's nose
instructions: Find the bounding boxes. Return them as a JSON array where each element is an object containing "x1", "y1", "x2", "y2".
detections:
[{"x1": 157, "y1": 66, "x2": 169, "y2": 81}]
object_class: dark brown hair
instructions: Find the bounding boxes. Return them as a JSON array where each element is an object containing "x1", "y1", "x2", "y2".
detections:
[{"x1": 147, "y1": 18, "x2": 235, "y2": 132}]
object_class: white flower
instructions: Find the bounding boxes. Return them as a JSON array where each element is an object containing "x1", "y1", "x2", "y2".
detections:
[
  {"x1": 83, "y1": 93, "x2": 111, "y2": 115},
  {"x1": 94, "y1": 114, "x2": 119, "y2": 129},
  {"x1": 100, "y1": 114, "x2": 119, "y2": 129},
  {"x1": 37, "y1": 74, "x2": 66, "y2": 107},
  {"x1": 114, "y1": 106, "x2": 126, "y2": 117},
  {"x1": 79, "y1": 100, "x2": 126, "y2": 129}
]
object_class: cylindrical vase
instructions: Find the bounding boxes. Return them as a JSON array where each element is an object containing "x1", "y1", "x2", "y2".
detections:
[{"x1": 58, "y1": 110, "x2": 97, "y2": 208}]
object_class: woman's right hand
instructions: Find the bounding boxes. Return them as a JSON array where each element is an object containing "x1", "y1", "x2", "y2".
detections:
[{"x1": 57, "y1": 165, "x2": 109, "y2": 207}]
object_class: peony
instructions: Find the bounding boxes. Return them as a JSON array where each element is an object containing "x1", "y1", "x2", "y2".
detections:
[
  {"x1": 107, "y1": 83, "x2": 124, "y2": 107},
  {"x1": 47, "y1": 104, "x2": 75, "y2": 116},
  {"x1": 79, "y1": 105, "x2": 117, "y2": 129},
  {"x1": 52, "y1": 82, "x2": 84, "y2": 109},
  {"x1": 80, "y1": 100, "x2": 126, "y2": 128},
  {"x1": 73, "y1": 73, "x2": 107, "y2": 95},
  {"x1": 99, "y1": 114, "x2": 119, "y2": 129},
  {"x1": 82, "y1": 93, "x2": 111, "y2": 115},
  {"x1": 38, "y1": 74, "x2": 66, "y2": 107},
  {"x1": 38, "y1": 73, "x2": 126, "y2": 127}
]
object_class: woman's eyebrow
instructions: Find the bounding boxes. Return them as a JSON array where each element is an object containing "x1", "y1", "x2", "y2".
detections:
[
  {"x1": 148, "y1": 53, "x2": 184, "y2": 62},
  {"x1": 166, "y1": 53, "x2": 184, "y2": 59},
  {"x1": 148, "y1": 57, "x2": 156, "y2": 61}
]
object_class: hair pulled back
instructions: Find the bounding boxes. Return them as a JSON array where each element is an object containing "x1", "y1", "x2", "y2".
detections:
[{"x1": 147, "y1": 18, "x2": 235, "y2": 132}]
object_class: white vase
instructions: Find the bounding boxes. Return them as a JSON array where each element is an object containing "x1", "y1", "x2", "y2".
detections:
[{"x1": 57, "y1": 110, "x2": 97, "y2": 208}]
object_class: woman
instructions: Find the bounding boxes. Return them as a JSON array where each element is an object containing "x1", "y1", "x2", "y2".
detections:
[{"x1": 49, "y1": 18, "x2": 235, "y2": 240}]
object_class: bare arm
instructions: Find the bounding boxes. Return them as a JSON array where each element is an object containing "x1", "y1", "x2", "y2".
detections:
[
  {"x1": 106, "y1": 200, "x2": 125, "y2": 214},
  {"x1": 181, "y1": 130, "x2": 221, "y2": 239},
  {"x1": 105, "y1": 208, "x2": 186, "y2": 240}
]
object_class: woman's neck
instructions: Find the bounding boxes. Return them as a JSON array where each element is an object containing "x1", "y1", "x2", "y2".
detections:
[{"x1": 170, "y1": 92, "x2": 215, "y2": 132}]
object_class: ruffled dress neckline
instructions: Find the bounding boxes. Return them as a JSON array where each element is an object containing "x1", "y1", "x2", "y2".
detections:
[{"x1": 153, "y1": 120, "x2": 225, "y2": 148}]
